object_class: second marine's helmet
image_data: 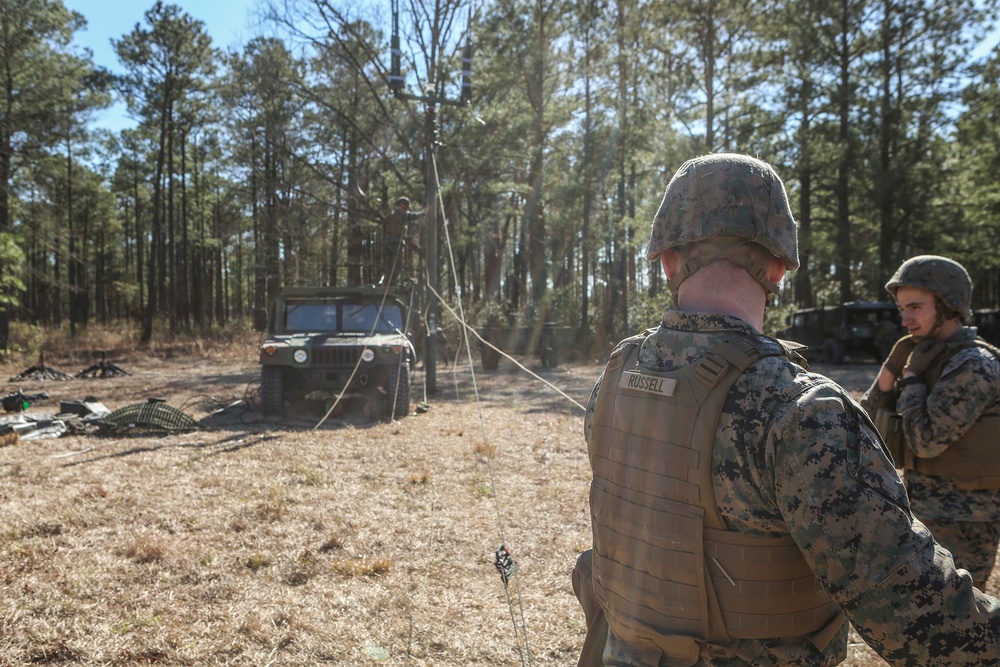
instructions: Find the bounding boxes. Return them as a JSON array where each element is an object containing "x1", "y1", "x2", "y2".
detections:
[{"x1": 885, "y1": 255, "x2": 972, "y2": 320}]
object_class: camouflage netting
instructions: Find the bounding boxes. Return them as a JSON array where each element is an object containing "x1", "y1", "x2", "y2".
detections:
[{"x1": 98, "y1": 400, "x2": 198, "y2": 435}]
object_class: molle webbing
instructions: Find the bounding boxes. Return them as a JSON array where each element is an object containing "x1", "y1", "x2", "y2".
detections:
[
  {"x1": 589, "y1": 336, "x2": 841, "y2": 663},
  {"x1": 909, "y1": 338, "x2": 1000, "y2": 489},
  {"x1": 705, "y1": 531, "x2": 839, "y2": 639},
  {"x1": 912, "y1": 415, "x2": 1000, "y2": 489}
]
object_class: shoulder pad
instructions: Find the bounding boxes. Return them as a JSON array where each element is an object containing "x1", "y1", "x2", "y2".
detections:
[
  {"x1": 770, "y1": 337, "x2": 811, "y2": 370},
  {"x1": 609, "y1": 328, "x2": 655, "y2": 359},
  {"x1": 972, "y1": 337, "x2": 1000, "y2": 362},
  {"x1": 945, "y1": 336, "x2": 1000, "y2": 360}
]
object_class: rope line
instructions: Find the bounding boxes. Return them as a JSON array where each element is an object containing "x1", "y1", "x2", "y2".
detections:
[
  {"x1": 430, "y1": 151, "x2": 536, "y2": 667},
  {"x1": 425, "y1": 281, "x2": 586, "y2": 413}
]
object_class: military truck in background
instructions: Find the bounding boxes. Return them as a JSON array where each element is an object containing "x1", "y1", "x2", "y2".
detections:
[
  {"x1": 973, "y1": 308, "x2": 1000, "y2": 348},
  {"x1": 253, "y1": 286, "x2": 415, "y2": 419},
  {"x1": 477, "y1": 321, "x2": 570, "y2": 370},
  {"x1": 777, "y1": 301, "x2": 901, "y2": 365}
]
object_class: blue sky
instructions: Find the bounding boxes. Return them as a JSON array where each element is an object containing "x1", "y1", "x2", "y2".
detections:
[
  {"x1": 63, "y1": 0, "x2": 264, "y2": 131},
  {"x1": 60, "y1": 0, "x2": 1000, "y2": 133},
  {"x1": 64, "y1": 0, "x2": 261, "y2": 60}
]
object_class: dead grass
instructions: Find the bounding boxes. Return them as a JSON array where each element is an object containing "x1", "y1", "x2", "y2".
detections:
[
  {"x1": 4, "y1": 321, "x2": 259, "y2": 368},
  {"x1": 122, "y1": 535, "x2": 169, "y2": 564},
  {"x1": 330, "y1": 558, "x2": 394, "y2": 578},
  {"x1": 0, "y1": 354, "x2": 993, "y2": 665}
]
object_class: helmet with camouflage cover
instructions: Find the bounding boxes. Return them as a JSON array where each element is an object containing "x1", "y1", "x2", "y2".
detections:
[
  {"x1": 885, "y1": 255, "x2": 972, "y2": 320},
  {"x1": 644, "y1": 153, "x2": 799, "y2": 270}
]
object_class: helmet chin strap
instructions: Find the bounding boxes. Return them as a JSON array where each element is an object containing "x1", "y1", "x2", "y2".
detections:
[
  {"x1": 914, "y1": 300, "x2": 959, "y2": 342},
  {"x1": 667, "y1": 241, "x2": 780, "y2": 308},
  {"x1": 914, "y1": 313, "x2": 956, "y2": 343}
]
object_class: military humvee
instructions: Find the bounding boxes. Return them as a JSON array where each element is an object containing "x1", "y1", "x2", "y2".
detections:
[
  {"x1": 973, "y1": 308, "x2": 1000, "y2": 348},
  {"x1": 253, "y1": 286, "x2": 415, "y2": 419},
  {"x1": 777, "y1": 301, "x2": 901, "y2": 364}
]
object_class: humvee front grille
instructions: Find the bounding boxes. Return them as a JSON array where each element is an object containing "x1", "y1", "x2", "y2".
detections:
[{"x1": 313, "y1": 348, "x2": 361, "y2": 366}]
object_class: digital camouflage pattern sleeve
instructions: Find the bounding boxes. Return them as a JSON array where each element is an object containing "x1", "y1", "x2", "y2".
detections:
[
  {"x1": 895, "y1": 332, "x2": 1000, "y2": 523},
  {"x1": 859, "y1": 375, "x2": 885, "y2": 418},
  {"x1": 752, "y1": 369, "x2": 1000, "y2": 664}
]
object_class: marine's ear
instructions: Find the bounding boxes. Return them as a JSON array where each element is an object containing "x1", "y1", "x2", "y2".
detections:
[
  {"x1": 767, "y1": 254, "x2": 786, "y2": 284},
  {"x1": 659, "y1": 248, "x2": 681, "y2": 280}
]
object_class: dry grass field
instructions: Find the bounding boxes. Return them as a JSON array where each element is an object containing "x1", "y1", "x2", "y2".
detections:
[{"x1": 0, "y1": 338, "x2": 995, "y2": 666}]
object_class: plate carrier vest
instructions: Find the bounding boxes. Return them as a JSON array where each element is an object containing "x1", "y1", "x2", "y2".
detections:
[
  {"x1": 876, "y1": 337, "x2": 1000, "y2": 489},
  {"x1": 589, "y1": 333, "x2": 844, "y2": 666}
]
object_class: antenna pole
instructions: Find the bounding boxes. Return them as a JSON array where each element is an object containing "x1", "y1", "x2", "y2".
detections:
[{"x1": 390, "y1": 7, "x2": 472, "y2": 394}]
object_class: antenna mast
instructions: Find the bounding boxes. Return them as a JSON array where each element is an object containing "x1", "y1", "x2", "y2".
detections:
[{"x1": 390, "y1": 2, "x2": 472, "y2": 394}]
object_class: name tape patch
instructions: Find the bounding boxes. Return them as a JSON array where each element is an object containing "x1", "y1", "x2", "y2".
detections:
[{"x1": 619, "y1": 371, "x2": 677, "y2": 396}]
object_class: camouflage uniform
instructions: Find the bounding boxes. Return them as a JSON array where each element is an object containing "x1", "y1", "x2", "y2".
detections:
[
  {"x1": 383, "y1": 205, "x2": 407, "y2": 280},
  {"x1": 862, "y1": 327, "x2": 1000, "y2": 586},
  {"x1": 862, "y1": 254, "x2": 1000, "y2": 589},
  {"x1": 577, "y1": 155, "x2": 1000, "y2": 667},
  {"x1": 584, "y1": 311, "x2": 1000, "y2": 666}
]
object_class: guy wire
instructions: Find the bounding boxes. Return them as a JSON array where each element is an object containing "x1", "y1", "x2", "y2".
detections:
[{"x1": 431, "y1": 151, "x2": 533, "y2": 667}]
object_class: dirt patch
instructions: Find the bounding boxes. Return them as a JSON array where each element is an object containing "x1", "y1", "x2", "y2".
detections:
[{"x1": 0, "y1": 351, "x2": 961, "y2": 665}]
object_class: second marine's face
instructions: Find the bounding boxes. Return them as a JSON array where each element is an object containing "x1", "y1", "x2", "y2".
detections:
[{"x1": 895, "y1": 286, "x2": 939, "y2": 340}]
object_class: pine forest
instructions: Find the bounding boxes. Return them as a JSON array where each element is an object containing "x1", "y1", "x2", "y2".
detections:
[{"x1": 3, "y1": 0, "x2": 1000, "y2": 357}]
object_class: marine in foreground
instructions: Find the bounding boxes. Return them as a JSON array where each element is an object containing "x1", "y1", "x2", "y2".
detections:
[{"x1": 573, "y1": 153, "x2": 1000, "y2": 666}]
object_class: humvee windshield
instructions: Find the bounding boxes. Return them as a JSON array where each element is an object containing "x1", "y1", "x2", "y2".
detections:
[
  {"x1": 283, "y1": 301, "x2": 405, "y2": 334},
  {"x1": 843, "y1": 309, "x2": 883, "y2": 337}
]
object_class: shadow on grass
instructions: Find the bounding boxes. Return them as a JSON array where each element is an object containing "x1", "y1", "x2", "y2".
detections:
[{"x1": 59, "y1": 432, "x2": 286, "y2": 467}]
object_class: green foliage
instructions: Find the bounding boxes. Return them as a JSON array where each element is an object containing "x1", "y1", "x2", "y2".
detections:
[
  {"x1": 764, "y1": 302, "x2": 797, "y2": 338},
  {"x1": 2, "y1": 0, "x2": 1000, "y2": 361},
  {"x1": 0, "y1": 232, "x2": 26, "y2": 307}
]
